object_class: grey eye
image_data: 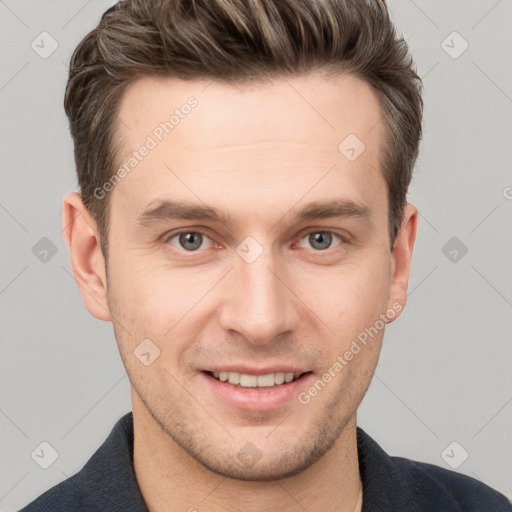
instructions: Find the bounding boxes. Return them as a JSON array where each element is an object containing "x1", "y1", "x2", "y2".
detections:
[
  {"x1": 298, "y1": 231, "x2": 342, "y2": 251},
  {"x1": 179, "y1": 232, "x2": 203, "y2": 251},
  {"x1": 168, "y1": 232, "x2": 212, "y2": 251},
  {"x1": 308, "y1": 232, "x2": 332, "y2": 250}
]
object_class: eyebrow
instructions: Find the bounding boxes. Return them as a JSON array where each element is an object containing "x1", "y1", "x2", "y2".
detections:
[{"x1": 136, "y1": 198, "x2": 372, "y2": 229}]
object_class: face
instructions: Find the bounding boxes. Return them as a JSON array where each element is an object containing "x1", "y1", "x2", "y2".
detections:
[{"x1": 76, "y1": 72, "x2": 415, "y2": 480}]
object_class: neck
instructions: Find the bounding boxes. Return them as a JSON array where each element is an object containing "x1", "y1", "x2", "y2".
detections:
[{"x1": 132, "y1": 394, "x2": 362, "y2": 512}]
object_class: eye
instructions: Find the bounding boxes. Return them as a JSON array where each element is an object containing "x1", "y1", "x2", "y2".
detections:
[
  {"x1": 166, "y1": 230, "x2": 214, "y2": 252},
  {"x1": 297, "y1": 231, "x2": 344, "y2": 251}
]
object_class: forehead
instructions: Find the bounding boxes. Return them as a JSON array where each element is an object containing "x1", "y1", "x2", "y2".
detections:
[
  {"x1": 110, "y1": 72, "x2": 386, "y2": 224},
  {"x1": 116, "y1": 72, "x2": 383, "y2": 147}
]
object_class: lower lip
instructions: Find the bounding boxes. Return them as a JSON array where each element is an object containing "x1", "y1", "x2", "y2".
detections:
[{"x1": 200, "y1": 371, "x2": 313, "y2": 412}]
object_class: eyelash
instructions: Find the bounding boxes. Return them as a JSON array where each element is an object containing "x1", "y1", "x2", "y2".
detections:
[{"x1": 163, "y1": 228, "x2": 348, "y2": 254}]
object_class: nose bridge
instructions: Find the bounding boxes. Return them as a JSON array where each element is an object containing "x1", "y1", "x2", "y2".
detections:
[{"x1": 219, "y1": 239, "x2": 298, "y2": 344}]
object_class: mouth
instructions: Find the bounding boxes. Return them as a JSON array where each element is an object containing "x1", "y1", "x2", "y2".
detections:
[
  {"x1": 203, "y1": 370, "x2": 311, "y2": 388},
  {"x1": 200, "y1": 369, "x2": 315, "y2": 412}
]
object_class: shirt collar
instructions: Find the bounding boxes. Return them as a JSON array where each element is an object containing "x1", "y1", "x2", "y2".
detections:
[{"x1": 357, "y1": 426, "x2": 423, "y2": 512}]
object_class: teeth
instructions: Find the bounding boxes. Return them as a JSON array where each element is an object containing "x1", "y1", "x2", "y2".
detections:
[
  {"x1": 274, "y1": 372, "x2": 285, "y2": 385},
  {"x1": 257, "y1": 374, "x2": 274, "y2": 387},
  {"x1": 228, "y1": 372, "x2": 240, "y2": 385},
  {"x1": 240, "y1": 374, "x2": 258, "y2": 387},
  {"x1": 210, "y1": 371, "x2": 302, "y2": 387}
]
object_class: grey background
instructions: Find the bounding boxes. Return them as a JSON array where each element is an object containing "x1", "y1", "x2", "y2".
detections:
[{"x1": 1, "y1": 0, "x2": 511, "y2": 510}]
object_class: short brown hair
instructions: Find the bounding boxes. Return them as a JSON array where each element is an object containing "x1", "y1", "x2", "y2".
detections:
[{"x1": 64, "y1": 0, "x2": 423, "y2": 257}]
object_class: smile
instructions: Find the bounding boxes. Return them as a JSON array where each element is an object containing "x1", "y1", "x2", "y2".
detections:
[{"x1": 207, "y1": 371, "x2": 306, "y2": 388}]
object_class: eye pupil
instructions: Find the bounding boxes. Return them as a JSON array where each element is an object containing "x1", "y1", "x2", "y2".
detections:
[
  {"x1": 309, "y1": 232, "x2": 332, "y2": 250},
  {"x1": 179, "y1": 232, "x2": 203, "y2": 251}
]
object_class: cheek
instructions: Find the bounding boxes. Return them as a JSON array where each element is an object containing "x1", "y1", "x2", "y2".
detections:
[
  {"x1": 108, "y1": 258, "x2": 221, "y2": 345},
  {"x1": 106, "y1": 264, "x2": 196, "y2": 387},
  {"x1": 294, "y1": 249, "x2": 391, "y2": 332}
]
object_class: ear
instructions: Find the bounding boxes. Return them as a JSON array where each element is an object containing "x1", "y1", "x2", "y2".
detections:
[
  {"x1": 386, "y1": 203, "x2": 418, "y2": 323},
  {"x1": 62, "y1": 192, "x2": 111, "y2": 321}
]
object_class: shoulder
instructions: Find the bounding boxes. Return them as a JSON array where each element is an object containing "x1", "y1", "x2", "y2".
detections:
[
  {"x1": 391, "y1": 454, "x2": 512, "y2": 511},
  {"x1": 356, "y1": 427, "x2": 511, "y2": 511},
  {"x1": 17, "y1": 472, "x2": 93, "y2": 512},
  {"x1": 17, "y1": 412, "x2": 148, "y2": 512}
]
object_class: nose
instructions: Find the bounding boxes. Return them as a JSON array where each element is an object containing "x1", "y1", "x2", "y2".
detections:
[{"x1": 217, "y1": 244, "x2": 301, "y2": 345}]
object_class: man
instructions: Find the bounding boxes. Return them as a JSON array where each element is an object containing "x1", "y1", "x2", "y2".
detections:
[{"x1": 19, "y1": 0, "x2": 511, "y2": 511}]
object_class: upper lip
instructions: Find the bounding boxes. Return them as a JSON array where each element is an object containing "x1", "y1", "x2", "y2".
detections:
[{"x1": 203, "y1": 365, "x2": 310, "y2": 376}]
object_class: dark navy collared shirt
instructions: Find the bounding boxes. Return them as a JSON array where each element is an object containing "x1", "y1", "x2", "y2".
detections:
[{"x1": 19, "y1": 411, "x2": 512, "y2": 511}]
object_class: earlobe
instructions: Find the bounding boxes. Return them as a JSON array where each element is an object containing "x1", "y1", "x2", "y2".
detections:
[
  {"x1": 386, "y1": 203, "x2": 418, "y2": 323},
  {"x1": 62, "y1": 192, "x2": 111, "y2": 321}
]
